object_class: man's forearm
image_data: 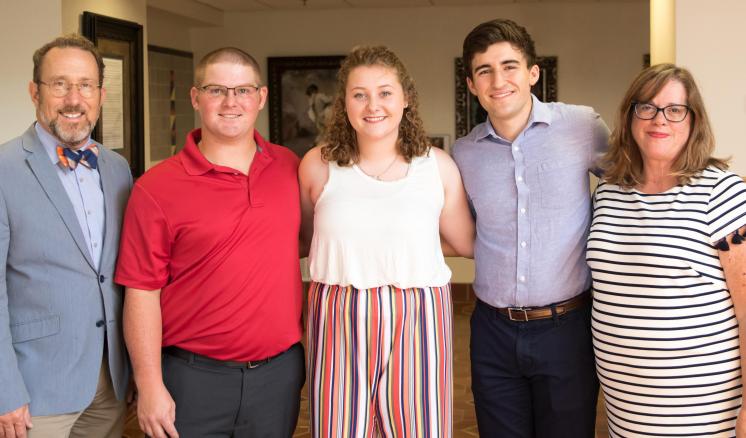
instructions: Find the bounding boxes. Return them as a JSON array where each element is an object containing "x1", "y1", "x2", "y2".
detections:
[{"x1": 123, "y1": 288, "x2": 165, "y2": 388}]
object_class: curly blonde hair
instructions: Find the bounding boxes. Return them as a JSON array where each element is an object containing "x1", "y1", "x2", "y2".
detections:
[
  {"x1": 603, "y1": 63, "x2": 728, "y2": 188},
  {"x1": 320, "y1": 46, "x2": 430, "y2": 165}
]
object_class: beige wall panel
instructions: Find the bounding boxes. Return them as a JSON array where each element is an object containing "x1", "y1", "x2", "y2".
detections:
[
  {"x1": 190, "y1": 3, "x2": 649, "y2": 143},
  {"x1": 147, "y1": 6, "x2": 196, "y2": 53},
  {"x1": 676, "y1": 0, "x2": 746, "y2": 175},
  {"x1": 0, "y1": 0, "x2": 61, "y2": 143}
]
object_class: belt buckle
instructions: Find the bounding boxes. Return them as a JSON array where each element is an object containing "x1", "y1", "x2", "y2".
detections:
[
  {"x1": 246, "y1": 359, "x2": 266, "y2": 370},
  {"x1": 507, "y1": 307, "x2": 530, "y2": 322},
  {"x1": 247, "y1": 358, "x2": 268, "y2": 369}
]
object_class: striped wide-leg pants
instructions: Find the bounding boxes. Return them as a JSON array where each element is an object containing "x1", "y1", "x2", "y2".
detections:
[{"x1": 308, "y1": 282, "x2": 453, "y2": 438}]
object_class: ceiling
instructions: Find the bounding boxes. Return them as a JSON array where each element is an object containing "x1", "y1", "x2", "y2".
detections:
[{"x1": 192, "y1": 0, "x2": 645, "y2": 12}]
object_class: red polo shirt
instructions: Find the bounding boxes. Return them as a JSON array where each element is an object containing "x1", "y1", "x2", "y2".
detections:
[{"x1": 115, "y1": 129, "x2": 302, "y2": 361}]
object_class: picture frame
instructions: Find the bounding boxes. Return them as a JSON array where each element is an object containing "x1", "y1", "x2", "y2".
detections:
[
  {"x1": 82, "y1": 11, "x2": 145, "y2": 177},
  {"x1": 454, "y1": 56, "x2": 558, "y2": 139},
  {"x1": 267, "y1": 56, "x2": 345, "y2": 158},
  {"x1": 428, "y1": 134, "x2": 451, "y2": 153}
]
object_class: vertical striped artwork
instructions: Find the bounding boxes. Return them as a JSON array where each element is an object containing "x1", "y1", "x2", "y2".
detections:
[{"x1": 169, "y1": 69, "x2": 176, "y2": 156}]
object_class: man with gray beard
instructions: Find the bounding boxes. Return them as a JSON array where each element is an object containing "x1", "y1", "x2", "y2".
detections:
[{"x1": 0, "y1": 34, "x2": 132, "y2": 438}]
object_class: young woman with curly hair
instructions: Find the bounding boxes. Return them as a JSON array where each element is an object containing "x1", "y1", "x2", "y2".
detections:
[{"x1": 299, "y1": 45, "x2": 474, "y2": 438}]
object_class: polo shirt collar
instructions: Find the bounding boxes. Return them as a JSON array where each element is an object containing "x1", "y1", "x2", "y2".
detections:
[
  {"x1": 181, "y1": 128, "x2": 272, "y2": 176},
  {"x1": 477, "y1": 94, "x2": 553, "y2": 142}
]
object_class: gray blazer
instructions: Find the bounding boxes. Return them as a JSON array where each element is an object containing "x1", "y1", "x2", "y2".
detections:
[{"x1": 0, "y1": 125, "x2": 132, "y2": 415}]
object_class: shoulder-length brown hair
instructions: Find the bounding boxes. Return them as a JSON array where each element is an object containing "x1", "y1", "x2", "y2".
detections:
[
  {"x1": 602, "y1": 63, "x2": 728, "y2": 188},
  {"x1": 320, "y1": 46, "x2": 430, "y2": 165}
]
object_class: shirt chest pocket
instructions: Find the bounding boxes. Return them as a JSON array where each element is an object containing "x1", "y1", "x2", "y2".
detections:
[{"x1": 536, "y1": 158, "x2": 589, "y2": 210}]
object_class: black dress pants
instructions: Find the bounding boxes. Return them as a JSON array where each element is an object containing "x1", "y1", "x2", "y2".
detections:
[
  {"x1": 161, "y1": 343, "x2": 305, "y2": 438},
  {"x1": 470, "y1": 299, "x2": 598, "y2": 438}
]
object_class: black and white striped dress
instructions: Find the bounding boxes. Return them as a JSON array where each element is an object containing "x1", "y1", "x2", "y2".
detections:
[{"x1": 588, "y1": 166, "x2": 746, "y2": 437}]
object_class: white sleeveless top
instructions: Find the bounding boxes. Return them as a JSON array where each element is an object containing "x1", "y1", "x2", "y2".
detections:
[{"x1": 309, "y1": 151, "x2": 452, "y2": 289}]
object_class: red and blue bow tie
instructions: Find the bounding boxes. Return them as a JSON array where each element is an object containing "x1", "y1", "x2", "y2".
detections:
[{"x1": 56, "y1": 144, "x2": 99, "y2": 170}]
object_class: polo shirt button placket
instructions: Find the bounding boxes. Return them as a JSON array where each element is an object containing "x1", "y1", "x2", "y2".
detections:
[
  {"x1": 247, "y1": 173, "x2": 264, "y2": 207},
  {"x1": 239, "y1": 175, "x2": 249, "y2": 204},
  {"x1": 246, "y1": 175, "x2": 253, "y2": 206}
]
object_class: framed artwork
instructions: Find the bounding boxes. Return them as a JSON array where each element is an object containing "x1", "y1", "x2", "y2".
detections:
[
  {"x1": 267, "y1": 56, "x2": 345, "y2": 158},
  {"x1": 454, "y1": 56, "x2": 558, "y2": 139},
  {"x1": 428, "y1": 134, "x2": 451, "y2": 153},
  {"x1": 82, "y1": 11, "x2": 144, "y2": 177}
]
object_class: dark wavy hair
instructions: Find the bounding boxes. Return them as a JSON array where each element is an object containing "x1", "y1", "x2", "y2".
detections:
[
  {"x1": 603, "y1": 63, "x2": 728, "y2": 188},
  {"x1": 320, "y1": 46, "x2": 430, "y2": 165},
  {"x1": 462, "y1": 19, "x2": 537, "y2": 79}
]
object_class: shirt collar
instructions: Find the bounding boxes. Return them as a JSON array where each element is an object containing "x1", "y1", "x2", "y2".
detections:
[
  {"x1": 180, "y1": 128, "x2": 272, "y2": 176},
  {"x1": 34, "y1": 122, "x2": 94, "y2": 165},
  {"x1": 476, "y1": 94, "x2": 553, "y2": 142}
]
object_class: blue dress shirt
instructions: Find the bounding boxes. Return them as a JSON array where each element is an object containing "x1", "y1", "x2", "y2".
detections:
[
  {"x1": 453, "y1": 95, "x2": 609, "y2": 308},
  {"x1": 35, "y1": 123, "x2": 105, "y2": 270}
]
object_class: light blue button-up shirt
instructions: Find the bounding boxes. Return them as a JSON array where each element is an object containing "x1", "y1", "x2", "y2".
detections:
[
  {"x1": 35, "y1": 123, "x2": 105, "y2": 270},
  {"x1": 453, "y1": 95, "x2": 609, "y2": 308}
]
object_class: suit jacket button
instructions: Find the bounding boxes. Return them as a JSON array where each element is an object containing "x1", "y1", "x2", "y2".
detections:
[
  {"x1": 99, "y1": 275, "x2": 105, "y2": 283},
  {"x1": 96, "y1": 320, "x2": 105, "y2": 327}
]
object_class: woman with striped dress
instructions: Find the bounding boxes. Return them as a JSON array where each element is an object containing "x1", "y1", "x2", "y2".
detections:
[
  {"x1": 298, "y1": 46, "x2": 474, "y2": 438},
  {"x1": 588, "y1": 64, "x2": 746, "y2": 437}
]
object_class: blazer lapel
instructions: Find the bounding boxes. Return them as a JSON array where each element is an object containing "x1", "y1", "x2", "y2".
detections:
[
  {"x1": 22, "y1": 127, "x2": 96, "y2": 271},
  {"x1": 96, "y1": 148, "x2": 118, "y2": 271}
]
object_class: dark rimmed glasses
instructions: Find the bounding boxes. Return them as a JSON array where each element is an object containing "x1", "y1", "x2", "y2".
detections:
[{"x1": 632, "y1": 102, "x2": 690, "y2": 122}]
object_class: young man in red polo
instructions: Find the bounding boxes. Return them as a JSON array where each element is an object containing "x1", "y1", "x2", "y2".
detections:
[{"x1": 115, "y1": 47, "x2": 304, "y2": 438}]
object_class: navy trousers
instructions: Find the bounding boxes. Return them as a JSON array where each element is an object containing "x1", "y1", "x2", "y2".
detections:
[{"x1": 470, "y1": 299, "x2": 598, "y2": 438}]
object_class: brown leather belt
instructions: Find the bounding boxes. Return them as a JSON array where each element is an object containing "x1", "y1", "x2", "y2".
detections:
[
  {"x1": 163, "y1": 345, "x2": 293, "y2": 369},
  {"x1": 489, "y1": 292, "x2": 590, "y2": 322}
]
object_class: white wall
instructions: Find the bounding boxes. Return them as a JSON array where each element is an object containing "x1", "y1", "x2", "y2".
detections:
[
  {"x1": 61, "y1": 0, "x2": 146, "y2": 35},
  {"x1": 147, "y1": 6, "x2": 197, "y2": 53},
  {"x1": 189, "y1": 2, "x2": 649, "y2": 282},
  {"x1": 190, "y1": 3, "x2": 649, "y2": 141},
  {"x1": 676, "y1": 0, "x2": 746, "y2": 175},
  {"x1": 0, "y1": 0, "x2": 61, "y2": 143}
]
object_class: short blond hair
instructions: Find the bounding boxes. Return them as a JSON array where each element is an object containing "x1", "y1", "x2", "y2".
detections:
[{"x1": 194, "y1": 47, "x2": 262, "y2": 86}]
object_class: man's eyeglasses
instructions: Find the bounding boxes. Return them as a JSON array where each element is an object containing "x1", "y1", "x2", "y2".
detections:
[
  {"x1": 198, "y1": 84, "x2": 261, "y2": 100},
  {"x1": 38, "y1": 80, "x2": 101, "y2": 98},
  {"x1": 632, "y1": 102, "x2": 690, "y2": 123}
]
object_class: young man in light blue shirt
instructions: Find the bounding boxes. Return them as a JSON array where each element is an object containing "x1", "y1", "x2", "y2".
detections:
[{"x1": 452, "y1": 18, "x2": 609, "y2": 438}]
